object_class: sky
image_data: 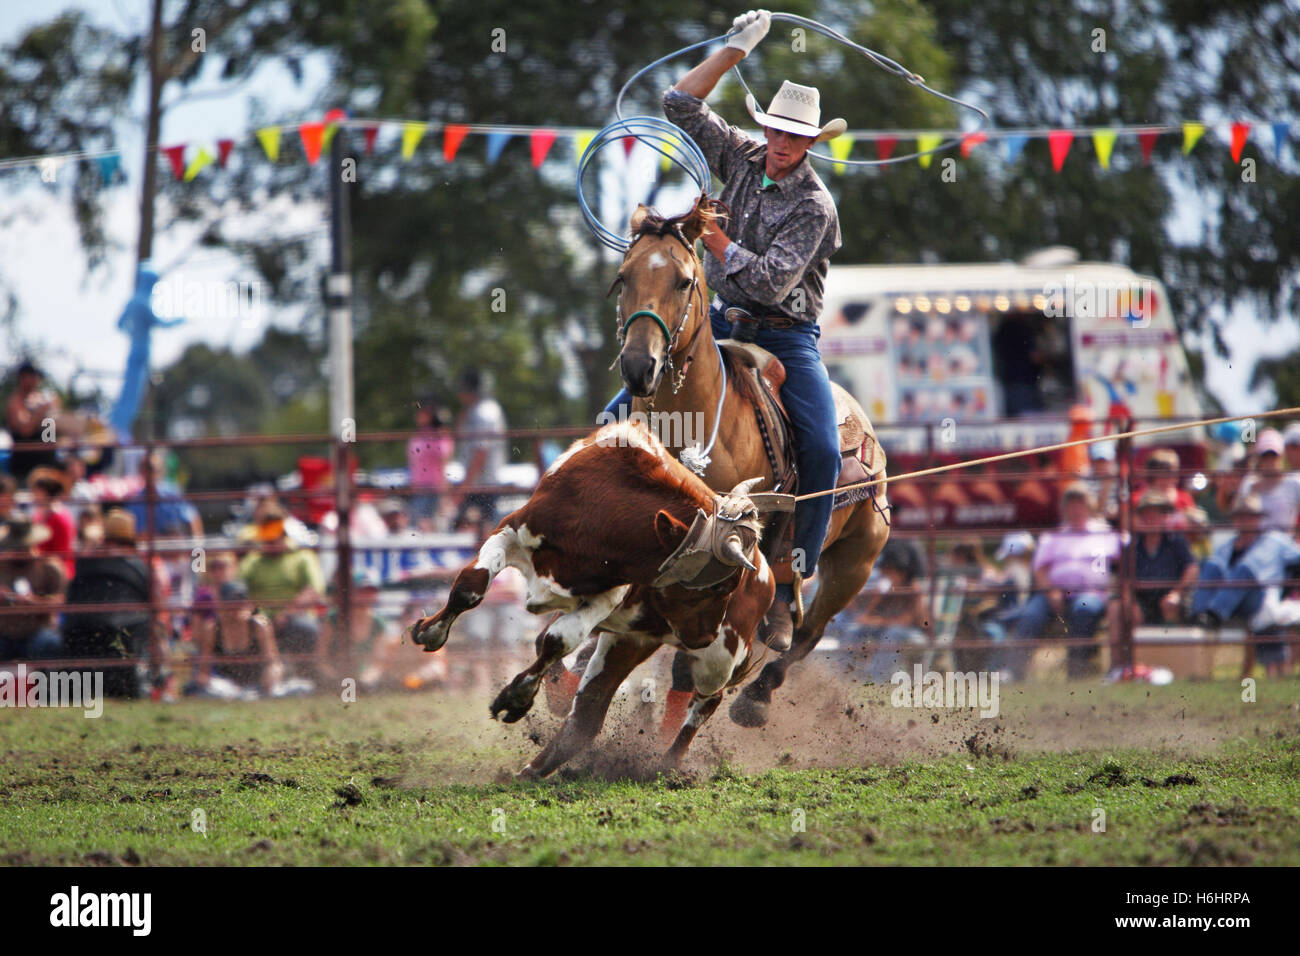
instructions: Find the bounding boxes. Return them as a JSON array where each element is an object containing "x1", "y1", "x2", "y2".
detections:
[{"x1": 1, "y1": 1, "x2": 1296, "y2": 418}]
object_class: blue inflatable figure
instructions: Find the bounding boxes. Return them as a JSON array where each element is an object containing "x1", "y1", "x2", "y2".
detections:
[{"x1": 109, "y1": 261, "x2": 184, "y2": 438}]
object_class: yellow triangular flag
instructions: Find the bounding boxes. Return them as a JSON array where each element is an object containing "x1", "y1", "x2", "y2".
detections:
[
  {"x1": 183, "y1": 146, "x2": 215, "y2": 181},
  {"x1": 573, "y1": 129, "x2": 596, "y2": 165},
  {"x1": 658, "y1": 133, "x2": 680, "y2": 172},
  {"x1": 1092, "y1": 129, "x2": 1117, "y2": 169},
  {"x1": 829, "y1": 135, "x2": 854, "y2": 174},
  {"x1": 256, "y1": 126, "x2": 281, "y2": 162},
  {"x1": 1182, "y1": 122, "x2": 1205, "y2": 155},
  {"x1": 401, "y1": 121, "x2": 428, "y2": 160},
  {"x1": 917, "y1": 133, "x2": 942, "y2": 168}
]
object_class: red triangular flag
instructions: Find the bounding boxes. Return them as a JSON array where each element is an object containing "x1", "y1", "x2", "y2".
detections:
[
  {"x1": 960, "y1": 132, "x2": 987, "y2": 159},
  {"x1": 299, "y1": 122, "x2": 325, "y2": 164},
  {"x1": 161, "y1": 144, "x2": 186, "y2": 181},
  {"x1": 443, "y1": 124, "x2": 469, "y2": 162},
  {"x1": 1138, "y1": 130, "x2": 1159, "y2": 164},
  {"x1": 875, "y1": 136, "x2": 897, "y2": 161},
  {"x1": 1047, "y1": 130, "x2": 1074, "y2": 172},
  {"x1": 216, "y1": 139, "x2": 234, "y2": 168},
  {"x1": 622, "y1": 136, "x2": 637, "y2": 158},
  {"x1": 1229, "y1": 122, "x2": 1251, "y2": 163},
  {"x1": 363, "y1": 124, "x2": 380, "y2": 155},
  {"x1": 530, "y1": 129, "x2": 557, "y2": 168}
]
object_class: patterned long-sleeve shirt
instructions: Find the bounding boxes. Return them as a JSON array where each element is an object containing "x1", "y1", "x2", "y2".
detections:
[{"x1": 663, "y1": 88, "x2": 841, "y2": 325}]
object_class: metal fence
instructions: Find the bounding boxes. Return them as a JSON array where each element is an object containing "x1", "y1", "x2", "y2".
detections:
[{"x1": 0, "y1": 412, "x2": 1294, "y2": 694}]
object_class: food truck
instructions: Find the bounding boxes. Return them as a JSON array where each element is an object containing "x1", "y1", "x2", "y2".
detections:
[{"x1": 818, "y1": 247, "x2": 1206, "y2": 528}]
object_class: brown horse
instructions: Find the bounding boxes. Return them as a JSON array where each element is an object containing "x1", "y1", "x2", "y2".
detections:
[{"x1": 609, "y1": 195, "x2": 891, "y2": 727}]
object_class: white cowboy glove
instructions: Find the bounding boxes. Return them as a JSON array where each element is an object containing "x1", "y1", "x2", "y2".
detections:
[{"x1": 725, "y1": 9, "x2": 771, "y2": 57}]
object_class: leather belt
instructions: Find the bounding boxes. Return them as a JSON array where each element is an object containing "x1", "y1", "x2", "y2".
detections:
[{"x1": 711, "y1": 295, "x2": 801, "y2": 330}]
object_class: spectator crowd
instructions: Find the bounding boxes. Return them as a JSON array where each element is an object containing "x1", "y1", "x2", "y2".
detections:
[
  {"x1": 839, "y1": 420, "x2": 1300, "y2": 681},
  {"x1": 1, "y1": 360, "x2": 514, "y2": 700}
]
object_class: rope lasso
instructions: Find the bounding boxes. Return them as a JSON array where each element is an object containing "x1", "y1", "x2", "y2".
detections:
[
  {"x1": 577, "y1": 12, "x2": 991, "y2": 250},
  {"x1": 790, "y1": 407, "x2": 1300, "y2": 504}
]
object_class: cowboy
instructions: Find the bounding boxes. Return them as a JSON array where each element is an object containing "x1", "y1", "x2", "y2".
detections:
[{"x1": 605, "y1": 10, "x2": 846, "y2": 646}]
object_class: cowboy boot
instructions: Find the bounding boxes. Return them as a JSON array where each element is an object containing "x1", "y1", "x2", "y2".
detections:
[{"x1": 759, "y1": 599, "x2": 793, "y2": 652}]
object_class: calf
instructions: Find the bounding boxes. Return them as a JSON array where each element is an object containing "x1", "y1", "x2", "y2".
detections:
[{"x1": 409, "y1": 420, "x2": 775, "y2": 779}]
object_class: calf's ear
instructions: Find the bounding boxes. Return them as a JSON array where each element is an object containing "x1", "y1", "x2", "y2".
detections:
[{"x1": 654, "y1": 509, "x2": 691, "y2": 551}]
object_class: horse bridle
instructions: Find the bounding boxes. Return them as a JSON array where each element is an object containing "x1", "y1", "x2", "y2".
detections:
[{"x1": 612, "y1": 235, "x2": 709, "y2": 398}]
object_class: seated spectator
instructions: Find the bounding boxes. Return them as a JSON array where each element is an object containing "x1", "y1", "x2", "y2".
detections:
[
  {"x1": 76, "y1": 503, "x2": 105, "y2": 551},
  {"x1": 377, "y1": 497, "x2": 410, "y2": 536},
  {"x1": 4, "y1": 360, "x2": 62, "y2": 483},
  {"x1": 0, "y1": 517, "x2": 66, "y2": 662},
  {"x1": 1284, "y1": 423, "x2": 1300, "y2": 474},
  {"x1": 193, "y1": 549, "x2": 239, "y2": 625},
  {"x1": 1014, "y1": 483, "x2": 1122, "y2": 678},
  {"x1": 62, "y1": 510, "x2": 154, "y2": 697},
  {"x1": 1131, "y1": 447, "x2": 1196, "y2": 515},
  {"x1": 948, "y1": 538, "x2": 1014, "y2": 677},
  {"x1": 27, "y1": 466, "x2": 76, "y2": 579},
  {"x1": 407, "y1": 398, "x2": 452, "y2": 532},
  {"x1": 1086, "y1": 440, "x2": 1119, "y2": 522},
  {"x1": 1192, "y1": 495, "x2": 1300, "y2": 632},
  {"x1": 0, "y1": 475, "x2": 17, "y2": 522},
  {"x1": 850, "y1": 539, "x2": 927, "y2": 683},
  {"x1": 191, "y1": 579, "x2": 283, "y2": 696},
  {"x1": 121, "y1": 450, "x2": 202, "y2": 539},
  {"x1": 1235, "y1": 428, "x2": 1300, "y2": 535},
  {"x1": 1117, "y1": 490, "x2": 1199, "y2": 629},
  {"x1": 239, "y1": 500, "x2": 326, "y2": 681}
]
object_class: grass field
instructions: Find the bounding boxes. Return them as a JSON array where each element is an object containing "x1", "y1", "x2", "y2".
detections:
[{"x1": 3, "y1": 668, "x2": 1298, "y2": 865}]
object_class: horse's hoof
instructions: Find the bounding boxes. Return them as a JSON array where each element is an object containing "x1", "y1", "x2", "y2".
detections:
[
  {"x1": 410, "y1": 616, "x2": 450, "y2": 652},
  {"x1": 491, "y1": 674, "x2": 540, "y2": 723},
  {"x1": 729, "y1": 686, "x2": 770, "y2": 728}
]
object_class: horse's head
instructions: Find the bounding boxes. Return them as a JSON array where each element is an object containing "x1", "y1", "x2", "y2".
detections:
[{"x1": 611, "y1": 195, "x2": 719, "y2": 397}]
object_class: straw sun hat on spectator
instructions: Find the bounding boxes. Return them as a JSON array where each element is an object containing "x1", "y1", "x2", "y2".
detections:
[{"x1": 103, "y1": 509, "x2": 136, "y2": 545}]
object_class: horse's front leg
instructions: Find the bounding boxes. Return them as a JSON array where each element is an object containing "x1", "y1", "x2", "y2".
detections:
[
  {"x1": 518, "y1": 632, "x2": 659, "y2": 780},
  {"x1": 490, "y1": 585, "x2": 630, "y2": 723}
]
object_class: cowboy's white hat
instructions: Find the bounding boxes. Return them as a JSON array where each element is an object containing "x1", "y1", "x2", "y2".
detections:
[{"x1": 745, "y1": 80, "x2": 847, "y2": 143}]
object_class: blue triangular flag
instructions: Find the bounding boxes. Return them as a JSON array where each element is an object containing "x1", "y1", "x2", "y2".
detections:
[
  {"x1": 1003, "y1": 135, "x2": 1028, "y2": 163},
  {"x1": 96, "y1": 152, "x2": 121, "y2": 186},
  {"x1": 485, "y1": 131, "x2": 512, "y2": 164},
  {"x1": 1272, "y1": 122, "x2": 1290, "y2": 161}
]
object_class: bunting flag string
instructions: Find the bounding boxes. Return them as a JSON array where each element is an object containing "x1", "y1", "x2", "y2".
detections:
[
  {"x1": 256, "y1": 126, "x2": 281, "y2": 162},
  {"x1": 1092, "y1": 129, "x2": 1116, "y2": 169},
  {"x1": 0, "y1": 112, "x2": 1293, "y2": 184},
  {"x1": 1047, "y1": 130, "x2": 1074, "y2": 172},
  {"x1": 529, "y1": 129, "x2": 556, "y2": 168},
  {"x1": 183, "y1": 146, "x2": 214, "y2": 181},
  {"x1": 916, "y1": 133, "x2": 942, "y2": 168},
  {"x1": 161, "y1": 144, "x2": 186, "y2": 181},
  {"x1": 299, "y1": 122, "x2": 325, "y2": 165},
  {"x1": 829, "y1": 135, "x2": 854, "y2": 173},
  {"x1": 485, "y1": 131, "x2": 511, "y2": 164}
]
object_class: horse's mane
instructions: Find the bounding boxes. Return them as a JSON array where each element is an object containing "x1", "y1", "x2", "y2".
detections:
[{"x1": 630, "y1": 199, "x2": 726, "y2": 245}]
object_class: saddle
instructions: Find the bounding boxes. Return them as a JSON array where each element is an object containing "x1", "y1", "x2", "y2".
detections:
[{"x1": 717, "y1": 340, "x2": 888, "y2": 566}]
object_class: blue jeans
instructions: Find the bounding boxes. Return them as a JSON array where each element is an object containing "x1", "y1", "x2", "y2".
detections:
[
  {"x1": 1191, "y1": 558, "x2": 1263, "y2": 622},
  {"x1": 604, "y1": 302, "x2": 841, "y2": 575}
]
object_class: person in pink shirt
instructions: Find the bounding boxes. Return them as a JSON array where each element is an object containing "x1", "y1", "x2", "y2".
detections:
[
  {"x1": 1013, "y1": 483, "x2": 1123, "y2": 677},
  {"x1": 27, "y1": 466, "x2": 77, "y2": 579},
  {"x1": 406, "y1": 398, "x2": 452, "y2": 532}
]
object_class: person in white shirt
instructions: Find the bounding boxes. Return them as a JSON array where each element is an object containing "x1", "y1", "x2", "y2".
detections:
[{"x1": 1236, "y1": 428, "x2": 1300, "y2": 535}]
